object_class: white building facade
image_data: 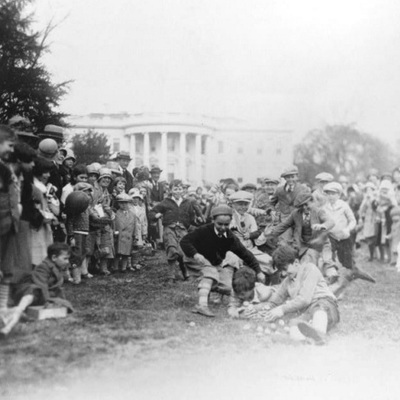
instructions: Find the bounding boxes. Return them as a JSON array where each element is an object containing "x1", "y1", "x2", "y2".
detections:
[{"x1": 67, "y1": 113, "x2": 293, "y2": 186}]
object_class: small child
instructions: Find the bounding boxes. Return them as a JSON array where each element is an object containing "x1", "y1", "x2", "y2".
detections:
[
  {"x1": 113, "y1": 193, "x2": 138, "y2": 272},
  {"x1": 1, "y1": 243, "x2": 74, "y2": 336},
  {"x1": 263, "y1": 245, "x2": 340, "y2": 345},
  {"x1": 65, "y1": 183, "x2": 94, "y2": 283},
  {"x1": 227, "y1": 267, "x2": 275, "y2": 318},
  {"x1": 129, "y1": 189, "x2": 149, "y2": 269}
]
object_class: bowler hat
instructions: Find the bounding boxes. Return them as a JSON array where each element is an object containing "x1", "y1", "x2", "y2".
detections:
[
  {"x1": 294, "y1": 193, "x2": 313, "y2": 208},
  {"x1": 281, "y1": 165, "x2": 299, "y2": 178},
  {"x1": 211, "y1": 205, "x2": 233, "y2": 218}
]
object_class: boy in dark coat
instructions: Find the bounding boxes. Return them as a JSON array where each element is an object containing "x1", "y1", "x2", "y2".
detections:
[{"x1": 180, "y1": 205, "x2": 266, "y2": 317}]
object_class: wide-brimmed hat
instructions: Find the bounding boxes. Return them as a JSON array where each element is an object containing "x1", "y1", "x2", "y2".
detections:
[
  {"x1": 97, "y1": 168, "x2": 113, "y2": 181},
  {"x1": 294, "y1": 193, "x2": 313, "y2": 208},
  {"x1": 150, "y1": 166, "x2": 163, "y2": 173},
  {"x1": 38, "y1": 138, "x2": 58, "y2": 159},
  {"x1": 323, "y1": 182, "x2": 343, "y2": 194},
  {"x1": 211, "y1": 205, "x2": 233, "y2": 218},
  {"x1": 315, "y1": 172, "x2": 334, "y2": 182},
  {"x1": 229, "y1": 190, "x2": 253, "y2": 203},
  {"x1": 116, "y1": 151, "x2": 132, "y2": 160},
  {"x1": 38, "y1": 124, "x2": 64, "y2": 143},
  {"x1": 281, "y1": 165, "x2": 299, "y2": 178}
]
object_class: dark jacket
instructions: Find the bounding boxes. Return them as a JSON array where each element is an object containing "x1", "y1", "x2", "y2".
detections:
[
  {"x1": 270, "y1": 183, "x2": 309, "y2": 220},
  {"x1": 270, "y1": 206, "x2": 334, "y2": 255},
  {"x1": 149, "y1": 198, "x2": 195, "y2": 229},
  {"x1": 180, "y1": 223, "x2": 261, "y2": 274}
]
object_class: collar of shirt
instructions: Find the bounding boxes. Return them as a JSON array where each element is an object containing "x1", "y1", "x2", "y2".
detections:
[
  {"x1": 172, "y1": 197, "x2": 183, "y2": 206},
  {"x1": 286, "y1": 184, "x2": 295, "y2": 192},
  {"x1": 214, "y1": 227, "x2": 227, "y2": 238}
]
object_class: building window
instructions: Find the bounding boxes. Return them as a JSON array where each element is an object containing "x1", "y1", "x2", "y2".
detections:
[
  {"x1": 168, "y1": 135, "x2": 176, "y2": 152},
  {"x1": 237, "y1": 177, "x2": 243, "y2": 183},
  {"x1": 201, "y1": 137, "x2": 206, "y2": 155},
  {"x1": 218, "y1": 141, "x2": 224, "y2": 154},
  {"x1": 113, "y1": 138, "x2": 120, "y2": 152},
  {"x1": 237, "y1": 142, "x2": 244, "y2": 154},
  {"x1": 277, "y1": 148, "x2": 282, "y2": 155}
]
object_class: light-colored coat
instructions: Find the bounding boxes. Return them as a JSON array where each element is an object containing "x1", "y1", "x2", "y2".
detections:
[{"x1": 114, "y1": 209, "x2": 138, "y2": 255}]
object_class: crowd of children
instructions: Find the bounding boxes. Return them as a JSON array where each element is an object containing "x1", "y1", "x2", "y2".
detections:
[{"x1": 1, "y1": 123, "x2": 400, "y2": 344}]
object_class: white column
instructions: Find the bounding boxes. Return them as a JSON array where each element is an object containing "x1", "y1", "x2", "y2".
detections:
[
  {"x1": 195, "y1": 134, "x2": 202, "y2": 185},
  {"x1": 179, "y1": 132, "x2": 187, "y2": 180},
  {"x1": 204, "y1": 135, "x2": 213, "y2": 182},
  {"x1": 129, "y1": 134, "x2": 136, "y2": 166},
  {"x1": 160, "y1": 132, "x2": 168, "y2": 176},
  {"x1": 143, "y1": 132, "x2": 150, "y2": 167}
]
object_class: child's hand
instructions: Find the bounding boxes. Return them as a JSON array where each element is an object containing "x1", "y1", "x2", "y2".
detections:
[
  {"x1": 256, "y1": 272, "x2": 266, "y2": 284},
  {"x1": 242, "y1": 232, "x2": 250, "y2": 240},
  {"x1": 312, "y1": 224, "x2": 325, "y2": 231},
  {"x1": 69, "y1": 238, "x2": 76, "y2": 247},
  {"x1": 264, "y1": 306, "x2": 284, "y2": 322},
  {"x1": 155, "y1": 213, "x2": 162, "y2": 219}
]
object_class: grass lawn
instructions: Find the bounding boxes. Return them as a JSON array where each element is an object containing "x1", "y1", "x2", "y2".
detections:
[{"x1": 1, "y1": 247, "x2": 400, "y2": 400}]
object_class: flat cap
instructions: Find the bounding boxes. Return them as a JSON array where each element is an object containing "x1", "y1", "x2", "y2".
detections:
[
  {"x1": 294, "y1": 193, "x2": 313, "y2": 208},
  {"x1": 315, "y1": 172, "x2": 334, "y2": 182},
  {"x1": 229, "y1": 190, "x2": 253, "y2": 203},
  {"x1": 323, "y1": 182, "x2": 343, "y2": 194},
  {"x1": 211, "y1": 205, "x2": 233, "y2": 218},
  {"x1": 281, "y1": 165, "x2": 299, "y2": 178}
]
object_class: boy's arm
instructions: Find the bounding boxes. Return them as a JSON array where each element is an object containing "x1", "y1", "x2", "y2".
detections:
[
  {"x1": 31, "y1": 264, "x2": 51, "y2": 301},
  {"x1": 269, "y1": 212, "x2": 295, "y2": 237},
  {"x1": 280, "y1": 265, "x2": 320, "y2": 314},
  {"x1": 148, "y1": 201, "x2": 166, "y2": 222},
  {"x1": 344, "y1": 203, "x2": 357, "y2": 232},
  {"x1": 180, "y1": 229, "x2": 202, "y2": 259},
  {"x1": 230, "y1": 237, "x2": 263, "y2": 280}
]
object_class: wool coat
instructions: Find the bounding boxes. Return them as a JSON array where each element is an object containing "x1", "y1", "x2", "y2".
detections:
[{"x1": 114, "y1": 209, "x2": 138, "y2": 255}]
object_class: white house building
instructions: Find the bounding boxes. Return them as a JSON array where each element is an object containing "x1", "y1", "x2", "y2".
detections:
[{"x1": 67, "y1": 112, "x2": 293, "y2": 186}]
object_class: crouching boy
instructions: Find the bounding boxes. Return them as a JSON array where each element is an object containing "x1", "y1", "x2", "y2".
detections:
[
  {"x1": 227, "y1": 267, "x2": 275, "y2": 318},
  {"x1": 264, "y1": 245, "x2": 340, "y2": 345},
  {"x1": 180, "y1": 205, "x2": 266, "y2": 317}
]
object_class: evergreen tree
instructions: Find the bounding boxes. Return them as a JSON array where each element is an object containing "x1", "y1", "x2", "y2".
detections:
[{"x1": 0, "y1": 0, "x2": 70, "y2": 133}]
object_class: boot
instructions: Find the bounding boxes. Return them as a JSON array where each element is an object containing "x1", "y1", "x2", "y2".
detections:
[{"x1": 177, "y1": 255, "x2": 189, "y2": 280}]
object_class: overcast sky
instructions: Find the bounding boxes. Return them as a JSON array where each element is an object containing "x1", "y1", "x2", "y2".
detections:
[{"x1": 32, "y1": 0, "x2": 400, "y2": 143}]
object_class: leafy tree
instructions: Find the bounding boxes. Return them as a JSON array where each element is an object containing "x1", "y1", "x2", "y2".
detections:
[
  {"x1": 70, "y1": 130, "x2": 111, "y2": 165},
  {"x1": 295, "y1": 124, "x2": 396, "y2": 183},
  {"x1": 0, "y1": 0, "x2": 70, "y2": 133}
]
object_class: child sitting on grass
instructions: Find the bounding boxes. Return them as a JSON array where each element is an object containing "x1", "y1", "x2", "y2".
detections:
[
  {"x1": 1, "y1": 243, "x2": 73, "y2": 336},
  {"x1": 263, "y1": 245, "x2": 340, "y2": 345}
]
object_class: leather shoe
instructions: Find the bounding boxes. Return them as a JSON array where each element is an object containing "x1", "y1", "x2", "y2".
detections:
[
  {"x1": 192, "y1": 305, "x2": 215, "y2": 317},
  {"x1": 297, "y1": 322, "x2": 326, "y2": 345},
  {"x1": 351, "y1": 266, "x2": 376, "y2": 283}
]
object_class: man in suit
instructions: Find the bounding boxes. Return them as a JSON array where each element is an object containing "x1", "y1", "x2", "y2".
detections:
[
  {"x1": 269, "y1": 165, "x2": 309, "y2": 243},
  {"x1": 116, "y1": 151, "x2": 134, "y2": 192}
]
